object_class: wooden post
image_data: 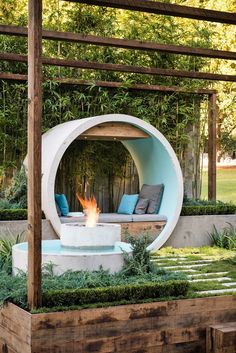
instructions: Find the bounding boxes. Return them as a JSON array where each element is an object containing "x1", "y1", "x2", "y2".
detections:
[
  {"x1": 208, "y1": 93, "x2": 217, "y2": 200},
  {"x1": 27, "y1": 0, "x2": 42, "y2": 309}
]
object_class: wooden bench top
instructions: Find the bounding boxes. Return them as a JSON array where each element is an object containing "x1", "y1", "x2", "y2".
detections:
[{"x1": 207, "y1": 322, "x2": 236, "y2": 353}]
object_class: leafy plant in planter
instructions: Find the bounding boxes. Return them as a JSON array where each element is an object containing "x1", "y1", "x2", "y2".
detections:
[
  {"x1": 0, "y1": 232, "x2": 25, "y2": 274},
  {"x1": 4, "y1": 166, "x2": 27, "y2": 208},
  {"x1": 208, "y1": 223, "x2": 236, "y2": 250},
  {"x1": 121, "y1": 234, "x2": 154, "y2": 276}
]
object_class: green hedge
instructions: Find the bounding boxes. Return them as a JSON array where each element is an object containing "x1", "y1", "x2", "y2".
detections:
[
  {"x1": 42, "y1": 280, "x2": 189, "y2": 308},
  {"x1": 0, "y1": 209, "x2": 46, "y2": 220},
  {"x1": 181, "y1": 204, "x2": 236, "y2": 216},
  {"x1": 0, "y1": 209, "x2": 28, "y2": 220},
  {"x1": 1, "y1": 204, "x2": 235, "y2": 221}
]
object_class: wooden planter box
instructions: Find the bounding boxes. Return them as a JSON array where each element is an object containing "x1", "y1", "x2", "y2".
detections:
[{"x1": 1, "y1": 296, "x2": 236, "y2": 353}]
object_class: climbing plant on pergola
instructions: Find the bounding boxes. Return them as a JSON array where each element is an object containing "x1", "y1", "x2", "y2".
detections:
[{"x1": 0, "y1": 0, "x2": 235, "y2": 309}]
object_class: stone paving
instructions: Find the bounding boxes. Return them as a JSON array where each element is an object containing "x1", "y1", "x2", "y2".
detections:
[{"x1": 152, "y1": 256, "x2": 236, "y2": 295}]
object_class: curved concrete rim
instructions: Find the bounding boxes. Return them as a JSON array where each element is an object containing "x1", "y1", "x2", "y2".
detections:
[{"x1": 39, "y1": 114, "x2": 183, "y2": 251}]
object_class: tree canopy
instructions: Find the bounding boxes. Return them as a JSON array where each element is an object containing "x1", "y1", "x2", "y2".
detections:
[{"x1": 0, "y1": 0, "x2": 235, "y2": 203}]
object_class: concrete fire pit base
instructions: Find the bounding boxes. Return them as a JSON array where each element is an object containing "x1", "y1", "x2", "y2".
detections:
[
  {"x1": 12, "y1": 240, "x2": 132, "y2": 275},
  {"x1": 61, "y1": 223, "x2": 121, "y2": 248}
]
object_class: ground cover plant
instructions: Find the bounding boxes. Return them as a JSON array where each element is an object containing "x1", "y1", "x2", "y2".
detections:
[{"x1": 0, "y1": 235, "x2": 188, "y2": 312}]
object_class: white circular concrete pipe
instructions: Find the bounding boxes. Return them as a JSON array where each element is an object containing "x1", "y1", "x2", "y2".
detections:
[{"x1": 25, "y1": 114, "x2": 183, "y2": 251}]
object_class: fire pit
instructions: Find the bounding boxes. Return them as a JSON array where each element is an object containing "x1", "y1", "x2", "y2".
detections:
[
  {"x1": 61, "y1": 223, "x2": 121, "y2": 248},
  {"x1": 60, "y1": 194, "x2": 122, "y2": 248},
  {"x1": 12, "y1": 195, "x2": 132, "y2": 274}
]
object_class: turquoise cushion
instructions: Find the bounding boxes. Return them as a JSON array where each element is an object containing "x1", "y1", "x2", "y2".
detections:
[
  {"x1": 55, "y1": 194, "x2": 69, "y2": 216},
  {"x1": 117, "y1": 194, "x2": 139, "y2": 215}
]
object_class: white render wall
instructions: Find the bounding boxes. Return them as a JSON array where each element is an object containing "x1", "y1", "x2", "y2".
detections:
[{"x1": 2, "y1": 215, "x2": 236, "y2": 248}]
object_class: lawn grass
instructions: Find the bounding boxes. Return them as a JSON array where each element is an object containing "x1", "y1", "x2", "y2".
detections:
[
  {"x1": 201, "y1": 167, "x2": 236, "y2": 203},
  {"x1": 152, "y1": 246, "x2": 236, "y2": 296},
  {"x1": 156, "y1": 246, "x2": 236, "y2": 259}
]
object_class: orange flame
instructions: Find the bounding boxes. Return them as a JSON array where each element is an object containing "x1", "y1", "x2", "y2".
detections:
[{"x1": 76, "y1": 193, "x2": 100, "y2": 227}]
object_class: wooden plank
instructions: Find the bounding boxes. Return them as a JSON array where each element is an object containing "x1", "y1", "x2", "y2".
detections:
[
  {"x1": 1, "y1": 52, "x2": 236, "y2": 82},
  {"x1": 207, "y1": 322, "x2": 236, "y2": 353},
  {"x1": 31, "y1": 308, "x2": 236, "y2": 344},
  {"x1": 64, "y1": 0, "x2": 236, "y2": 25},
  {"x1": 0, "y1": 303, "x2": 31, "y2": 353},
  {"x1": 0, "y1": 339, "x2": 18, "y2": 353},
  {"x1": 0, "y1": 303, "x2": 31, "y2": 330},
  {"x1": 1, "y1": 24, "x2": 236, "y2": 61},
  {"x1": 79, "y1": 122, "x2": 149, "y2": 140},
  {"x1": 208, "y1": 93, "x2": 217, "y2": 200},
  {"x1": 27, "y1": 0, "x2": 42, "y2": 309},
  {"x1": 0, "y1": 297, "x2": 236, "y2": 353},
  {"x1": 31, "y1": 305, "x2": 236, "y2": 352},
  {"x1": 54, "y1": 78, "x2": 217, "y2": 94},
  {"x1": 31, "y1": 324, "x2": 206, "y2": 347},
  {"x1": 177, "y1": 295, "x2": 236, "y2": 314},
  {"x1": 0, "y1": 73, "x2": 28, "y2": 81},
  {"x1": 0, "y1": 73, "x2": 217, "y2": 94},
  {"x1": 32, "y1": 296, "x2": 236, "y2": 330},
  {"x1": 31, "y1": 330, "x2": 206, "y2": 353}
]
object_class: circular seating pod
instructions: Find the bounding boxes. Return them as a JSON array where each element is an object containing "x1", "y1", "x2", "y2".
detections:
[{"x1": 35, "y1": 114, "x2": 183, "y2": 251}]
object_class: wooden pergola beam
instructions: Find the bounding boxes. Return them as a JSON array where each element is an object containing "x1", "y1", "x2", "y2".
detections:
[
  {"x1": 63, "y1": 0, "x2": 236, "y2": 25},
  {"x1": 0, "y1": 72, "x2": 217, "y2": 94},
  {"x1": 1, "y1": 52, "x2": 236, "y2": 82},
  {"x1": 27, "y1": 0, "x2": 42, "y2": 309},
  {"x1": 0, "y1": 24, "x2": 236, "y2": 61}
]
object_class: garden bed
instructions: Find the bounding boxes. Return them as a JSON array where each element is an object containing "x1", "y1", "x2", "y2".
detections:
[{"x1": 1, "y1": 295, "x2": 236, "y2": 353}]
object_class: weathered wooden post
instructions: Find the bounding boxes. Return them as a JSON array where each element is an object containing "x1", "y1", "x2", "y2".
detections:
[
  {"x1": 208, "y1": 93, "x2": 217, "y2": 201},
  {"x1": 27, "y1": 0, "x2": 42, "y2": 309}
]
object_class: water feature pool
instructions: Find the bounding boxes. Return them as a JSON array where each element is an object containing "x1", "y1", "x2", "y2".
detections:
[{"x1": 12, "y1": 240, "x2": 133, "y2": 275}]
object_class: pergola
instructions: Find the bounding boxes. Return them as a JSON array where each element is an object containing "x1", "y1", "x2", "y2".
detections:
[{"x1": 0, "y1": 0, "x2": 235, "y2": 308}]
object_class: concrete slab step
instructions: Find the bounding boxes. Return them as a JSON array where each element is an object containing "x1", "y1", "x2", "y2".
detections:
[
  {"x1": 187, "y1": 272, "x2": 228, "y2": 278},
  {"x1": 191, "y1": 277, "x2": 232, "y2": 283},
  {"x1": 197, "y1": 288, "x2": 236, "y2": 295},
  {"x1": 162, "y1": 263, "x2": 210, "y2": 269},
  {"x1": 222, "y1": 282, "x2": 236, "y2": 287}
]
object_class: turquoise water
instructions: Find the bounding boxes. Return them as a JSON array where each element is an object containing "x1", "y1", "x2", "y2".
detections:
[{"x1": 15, "y1": 240, "x2": 132, "y2": 255}]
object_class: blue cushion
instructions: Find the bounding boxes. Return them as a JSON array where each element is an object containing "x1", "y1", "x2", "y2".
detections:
[
  {"x1": 55, "y1": 194, "x2": 69, "y2": 216},
  {"x1": 117, "y1": 194, "x2": 139, "y2": 215}
]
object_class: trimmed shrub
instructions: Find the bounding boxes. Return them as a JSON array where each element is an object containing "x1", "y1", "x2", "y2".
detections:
[
  {"x1": 181, "y1": 204, "x2": 236, "y2": 216},
  {"x1": 0, "y1": 209, "x2": 46, "y2": 220},
  {"x1": 0, "y1": 209, "x2": 27, "y2": 220},
  {"x1": 42, "y1": 280, "x2": 189, "y2": 308}
]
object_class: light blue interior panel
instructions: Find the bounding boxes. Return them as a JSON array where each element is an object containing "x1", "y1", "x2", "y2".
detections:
[{"x1": 123, "y1": 136, "x2": 179, "y2": 219}]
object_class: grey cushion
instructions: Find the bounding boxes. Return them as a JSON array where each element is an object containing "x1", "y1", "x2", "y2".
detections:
[
  {"x1": 99, "y1": 213, "x2": 133, "y2": 223},
  {"x1": 139, "y1": 184, "x2": 164, "y2": 214},
  {"x1": 134, "y1": 198, "x2": 149, "y2": 214},
  {"x1": 60, "y1": 213, "x2": 133, "y2": 224},
  {"x1": 60, "y1": 213, "x2": 167, "y2": 224},
  {"x1": 132, "y1": 214, "x2": 167, "y2": 222}
]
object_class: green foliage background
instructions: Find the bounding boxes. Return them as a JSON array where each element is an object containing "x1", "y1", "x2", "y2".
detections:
[{"x1": 0, "y1": 0, "x2": 235, "y2": 204}]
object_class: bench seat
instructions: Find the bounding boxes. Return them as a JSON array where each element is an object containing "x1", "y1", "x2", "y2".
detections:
[{"x1": 60, "y1": 212, "x2": 167, "y2": 224}]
